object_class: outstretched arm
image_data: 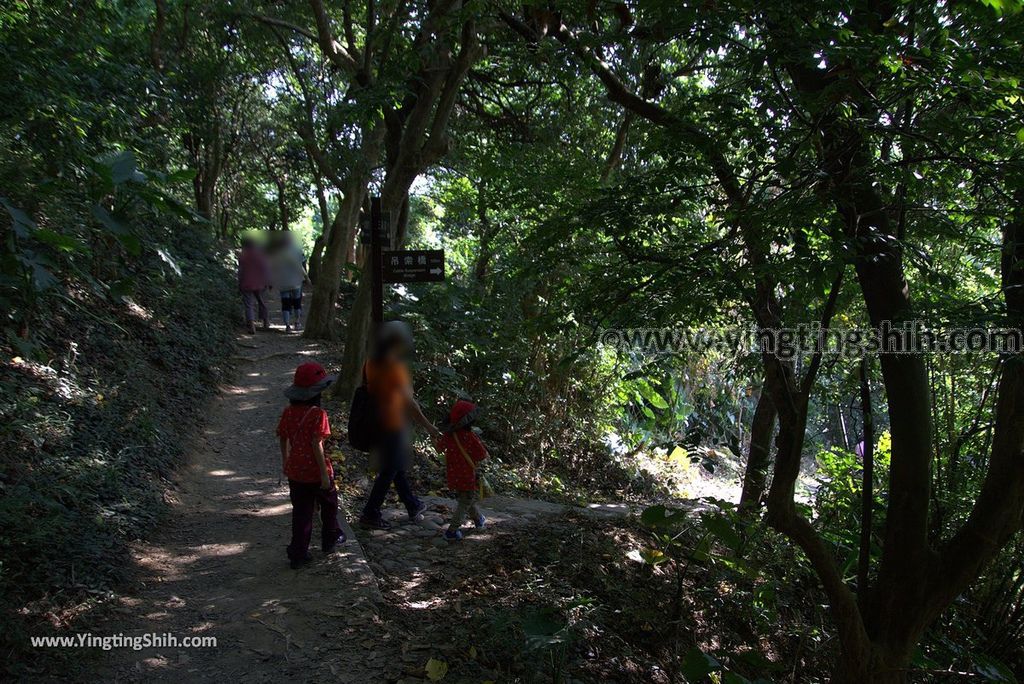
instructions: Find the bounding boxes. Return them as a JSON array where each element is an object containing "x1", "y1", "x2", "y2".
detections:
[{"x1": 405, "y1": 385, "x2": 441, "y2": 440}]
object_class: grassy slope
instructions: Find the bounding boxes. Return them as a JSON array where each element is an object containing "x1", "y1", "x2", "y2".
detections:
[{"x1": 0, "y1": 231, "x2": 237, "y2": 674}]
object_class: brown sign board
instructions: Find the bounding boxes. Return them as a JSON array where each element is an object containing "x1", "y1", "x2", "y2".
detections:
[{"x1": 382, "y1": 249, "x2": 445, "y2": 283}]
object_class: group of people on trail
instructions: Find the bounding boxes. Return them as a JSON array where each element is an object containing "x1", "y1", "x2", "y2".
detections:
[
  {"x1": 237, "y1": 232, "x2": 309, "y2": 334},
  {"x1": 275, "y1": 321, "x2": 490, "y2": 569}
]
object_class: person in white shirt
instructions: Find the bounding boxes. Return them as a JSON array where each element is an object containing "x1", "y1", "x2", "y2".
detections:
[{"x1": 270, "y1": 232, "x2": 310, "y2": 333}]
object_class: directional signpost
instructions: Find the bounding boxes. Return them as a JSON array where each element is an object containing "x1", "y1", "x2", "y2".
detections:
[
  {"x1": 367, "y1": 195, "x2": 445, "y2": 325},
  {"x1": 382, "y1": 249, "x2": 445, "y2": 284},
  {"x1": 359, "y1": 209, "x2": 391, "y2": 247}
]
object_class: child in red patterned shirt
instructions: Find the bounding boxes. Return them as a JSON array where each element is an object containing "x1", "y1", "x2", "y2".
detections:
[
  {"x1": 435, "y1": 400, "x2": 488, "y2": 542},
  {"x1": 278, "y1": 362, "x2": 345, "y2": 568}
]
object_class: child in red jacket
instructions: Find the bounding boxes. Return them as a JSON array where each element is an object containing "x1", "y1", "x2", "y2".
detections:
[
  {"x1": 278, "y1": 362, "x2": 344, "y2": 568},
  {"x1": 435, "y1": 400, "x2": 488, "y2": 542}
]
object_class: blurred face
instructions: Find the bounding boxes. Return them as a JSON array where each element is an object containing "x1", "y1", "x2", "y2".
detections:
[{"x1": 386, "y1": 339, "x2": 408, "y2": 360}]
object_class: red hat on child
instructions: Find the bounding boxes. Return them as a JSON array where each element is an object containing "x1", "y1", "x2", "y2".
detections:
[
  {"x1": 448, "y1": 399, "x2": 479, "y2": 429},
  {"x1": 285, "y1": 362, "x2": 337, "y2": 400}
]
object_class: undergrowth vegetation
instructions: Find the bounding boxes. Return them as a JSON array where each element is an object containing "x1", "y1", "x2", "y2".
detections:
[
  {"x1": 0, "y1": 228, "x2": 236, "y2": 673},
  {"x1": 370, "y1": 510, "x2": 831, "y2": 683}
]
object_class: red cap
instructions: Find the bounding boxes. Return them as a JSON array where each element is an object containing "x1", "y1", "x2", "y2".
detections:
[
  {"x1": 293, "y1": 362, "x2": 328, "y2": 387},
  {"x1": 449, "y1": 399, "x2": 479, "y2": 425}
]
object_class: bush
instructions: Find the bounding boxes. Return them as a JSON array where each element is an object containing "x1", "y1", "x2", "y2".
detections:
[{"x1": 0, "y1": 225, "x2": 237, "y2": 675}]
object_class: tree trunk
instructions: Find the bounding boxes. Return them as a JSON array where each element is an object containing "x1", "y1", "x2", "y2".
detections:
[
  {"x1": 308, "y1": 182, "x2": 332, "y2": 282},
  {"x1": 334, "y1": 193, "x2": 410, "y2": 400},
  {"x1": 333, "y1": 271, "x2": 374, "y2": 399},
  {"x1": 739, "y1": 388, "x2": 776, "y2": 512},
  {"x1": 343, "y1": 216, "x2": 358, "y2": 279},
  {"x1": 276, "y1": 179, "x2": 289, "y2": 232},
  {"x1": 309, "y1": 230, "x2": 327, "y2": 284},
  {"x1": 858, "y1": 356, "x2": 875, "y2": 605},
  {"x1": 831, "y1": 647, "x2": 913, "y2": 684},
  {"x1": 303, "y1": 173, "x2": 368, "y2": 339},
  {"x1": 473, "y1": 178, "x2": 493, "y2": 282}
]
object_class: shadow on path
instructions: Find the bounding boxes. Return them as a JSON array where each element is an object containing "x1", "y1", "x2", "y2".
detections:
[{"x1": 87, "y1": 322, "x2": 387, "y2": 683}]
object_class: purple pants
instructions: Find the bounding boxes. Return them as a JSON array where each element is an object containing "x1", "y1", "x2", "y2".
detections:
[
  {"x1": 287, "y1": 480, "x2": 343, "y2": 560},
  {"x1": 241, "y1": 289, "x2": 269, "y2": 326}
]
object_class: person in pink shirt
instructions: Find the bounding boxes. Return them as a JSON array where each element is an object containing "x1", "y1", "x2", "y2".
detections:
[{"x1": 237, "y1": 236, "x2": 271, "y2": 333}]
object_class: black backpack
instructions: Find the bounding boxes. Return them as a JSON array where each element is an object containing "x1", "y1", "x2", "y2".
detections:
[{"x1": 347, "y1": 367, "x2": 380, "y2": 452}]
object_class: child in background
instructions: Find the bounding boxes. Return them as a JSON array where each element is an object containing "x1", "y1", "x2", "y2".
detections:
[
  {"x1": 435, "y1": 399, "x2": 488, "y2": 542},
  {"x1": 278, "y1": 362, "x2": 344, "y2": 568}
]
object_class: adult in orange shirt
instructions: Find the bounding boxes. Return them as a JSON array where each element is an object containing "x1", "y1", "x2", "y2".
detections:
[{"x1": 359, "y1": 321, "x2": 441, "y2": 529}]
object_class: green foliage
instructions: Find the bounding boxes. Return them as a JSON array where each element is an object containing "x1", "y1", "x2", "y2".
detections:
[
  {"x1": 0, "y1": 226, "x2": 237, "y2": 674},
  {"x1": 3, "y1": 0, "x2": 1024, "y2": 679}
]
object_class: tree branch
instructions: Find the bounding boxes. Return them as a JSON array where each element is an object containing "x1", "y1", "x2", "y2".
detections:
[{"x1": 307, "y1": 0, "x2": 360, "y2": 73}]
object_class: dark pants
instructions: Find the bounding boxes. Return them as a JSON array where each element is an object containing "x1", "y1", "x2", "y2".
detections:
[
  {"x1": 287, "y1": 480, "x2": 343, "y2": 560},
  {"x1": 361, "y1": 430, "x2": 421, "y2": 522},
  {"x1": 241, "y1": 289, "x2": 269, "y2": 326}
]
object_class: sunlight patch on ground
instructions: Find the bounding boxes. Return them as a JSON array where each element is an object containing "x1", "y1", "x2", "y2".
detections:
[
  {"x1": 132, "y1": 541, "x2": 250, "y2": 583},
  {"x1": 240, "y1": 502, "x2": 291, "y2": 517},
  {"x1": 635, "y1": 447, "x2": 744, "y2": 503},
  {"x1": 237, "y1": 398, "x2": 270, "y2": 411},
  {"x1": 406, "y1": 598, "x2": 444, "y2": 610},
  {"x1": 190, "y1": 542, "x2": 248, "y2": 558}
]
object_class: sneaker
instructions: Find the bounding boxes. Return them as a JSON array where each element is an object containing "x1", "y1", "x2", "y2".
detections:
[
  {"x1": 359, "y1": 516, "x2": 392, "y2": 530},
  {"x1": 285, "y1": 325, "x2": 293, "y2": 334},
  {"x1": 322, "y1": 530, "x2": 346, "y2": 554},
  {"x1": 408, "y1": 502, "x2": 427, "y2": 521},
  {"x1": 247, "y1": 322, "x2": 257, "y2": 335},
  {"x1": 474, "y1": 513, "x2": 487, "y2": 529},
  {"x1": 444, "y1": 528, "x2": 463, "y2": 542},
  {"x1": 289, "y1": 552, "x2": 312, "y2": 570}
]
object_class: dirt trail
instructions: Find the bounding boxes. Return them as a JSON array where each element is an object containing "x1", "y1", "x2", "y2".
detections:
[
  {"x1": 88, "y1": 325, "x2": 389, "y2": 683},
  {"x1": 83, "y1": 316, "x2": 634, "y2": 684}
]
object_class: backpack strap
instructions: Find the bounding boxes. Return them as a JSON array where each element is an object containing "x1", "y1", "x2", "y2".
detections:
[
  {"x1": 452, "y1": 433, "x2": 477, "y2": 472},
  {"x1": 289, "y1": 406, "x2": 318, "y2": 442}
]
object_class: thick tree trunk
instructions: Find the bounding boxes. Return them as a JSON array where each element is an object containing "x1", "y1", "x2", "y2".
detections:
[
  {"x1": 334, "y1": 193, "x2": 410, "y2": 400},
  {"x1": 343, "y1": 217, "x2": 358, "y2": 279},
  {"x1": 334, "y1": 272, "x2": 373, "y2": 399},
  {"x1": 309, "y1": 231, "x2": 327, "y2": 284},
  {"x1": 303, "y1": 173, "x2": 368, "y2": 339},
  {"x1": 739, "y1": 388, "x2": 776, "y2": 512},
  {"x1": 831, "y1": 647, "x2": 913, "y2": 684}
]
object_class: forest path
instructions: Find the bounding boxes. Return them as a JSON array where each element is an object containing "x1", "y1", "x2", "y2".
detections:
[
  {"x1": 85, "y1": 313, "x2": 633, "y2": 684},
  {"x1": 89, "y1": 322, "x2": 389, "y2": 683}
]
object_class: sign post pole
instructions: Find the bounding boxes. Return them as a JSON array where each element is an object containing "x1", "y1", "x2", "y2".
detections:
[{"x1": 370, "y1": 195, "x2": 384, "y2": 325}]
